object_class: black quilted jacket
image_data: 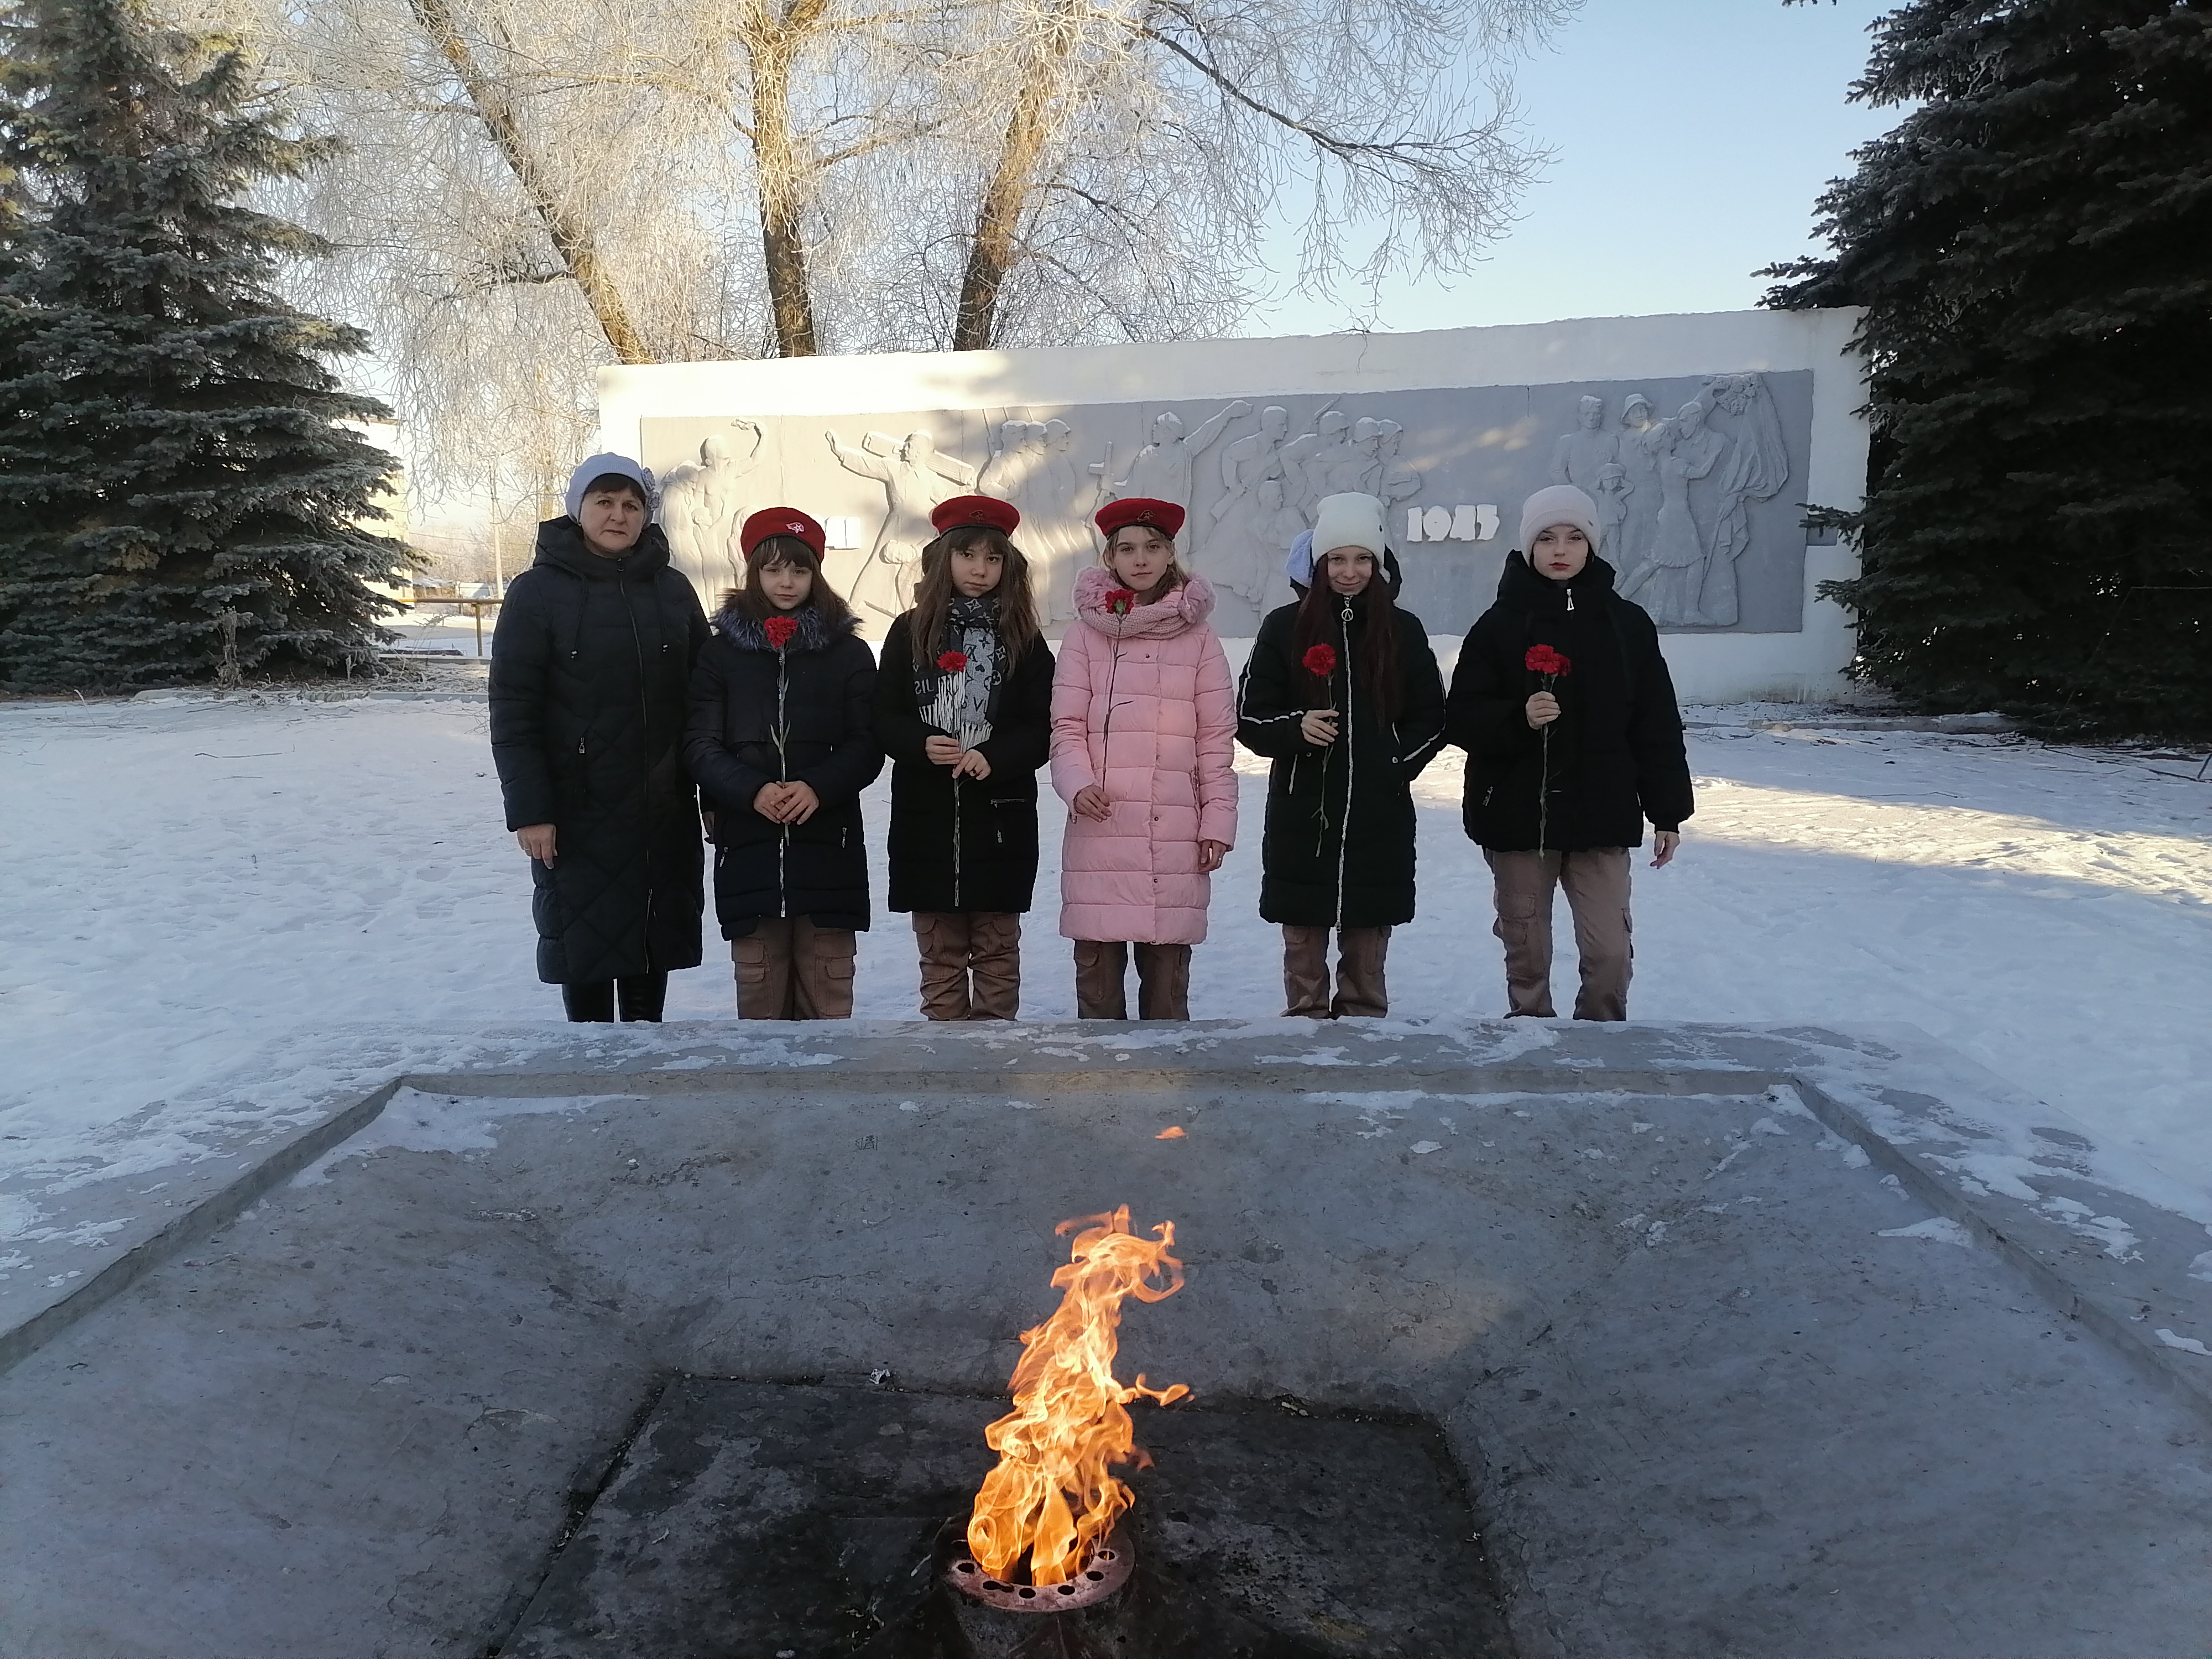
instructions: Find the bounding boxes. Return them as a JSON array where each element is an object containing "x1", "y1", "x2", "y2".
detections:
[
  {"x1": 1235, "y1": 591, "x2": 1448, "y2": 928},
  {"x1": 1446, "y1": 550, "x2": 1694, "y2": 852},
  {"x1": 685, "y1": 604, "x2": 883, "y2": 936},
  {"x1": 488, "y1": 519, "x2": 709, "y2": 984}
]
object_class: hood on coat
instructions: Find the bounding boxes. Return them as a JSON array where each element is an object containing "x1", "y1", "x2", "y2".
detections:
[
  {"x1": 533, "y1": 516, "x2": 673, "y2": 581},
  {"x1": 709, "y1": 601, "x2": 862, "y2": 654},
  {"x1": 1073, "y1": 563, "x2": 1218, "y2": 639},
  {"x1": 1495, "y1": 547, "x2": 1619, "y2": 612}
]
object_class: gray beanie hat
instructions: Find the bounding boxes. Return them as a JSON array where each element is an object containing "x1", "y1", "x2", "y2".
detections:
[
  {"x1": 565, "y1": 453, "x2": 655, "y2": 522},
  {"x1": 1517, "y1": 484, "x2": 1602, "y2": 554}
]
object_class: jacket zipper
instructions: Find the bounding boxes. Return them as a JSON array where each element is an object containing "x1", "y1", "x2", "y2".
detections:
[
  {"x1": 1334, "y1": 599, "x2": 1355, "y2": 930},
  {"x1": 620, "y1": 562, "x2": 656, "y2": 969},
  {"x1": 775, "y1": 651, "x2": 790, "y2": 917}
]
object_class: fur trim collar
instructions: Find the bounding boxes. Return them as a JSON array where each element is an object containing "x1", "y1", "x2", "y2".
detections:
[
  {"x1": 1073, "y1": 564, "x2": 1218, "y2": 640},
  {"x1": 711, "y1": 603, "x2": 859, "y2": 653}
]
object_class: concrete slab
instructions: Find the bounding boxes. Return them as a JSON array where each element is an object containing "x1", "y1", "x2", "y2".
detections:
[{"x1": 2, "y1": 1021, "x2": 2209, "y2": 1659}]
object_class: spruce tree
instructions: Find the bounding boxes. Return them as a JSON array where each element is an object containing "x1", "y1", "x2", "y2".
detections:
[
  {"x1": 0, "y1": 0, "x2": 406, "y2": 691},
  {"x1": 1767, "y1": 1, "x2": 2212, "y2": 737}
]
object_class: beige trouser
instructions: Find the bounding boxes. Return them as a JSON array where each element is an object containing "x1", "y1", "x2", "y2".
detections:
[
  {"x1": 912, "y1": 911, "x2": 1021, "y2": 1021},
  {"x1": 731, "y1": 916, "x2": 857, "y2": 1020},
  {"x1": 1281, "y1": 925, "x2": 1391, "y2": 1019},
  {"x1": 1072, "y1": 940, "x2": 1192, "y2": 1021},
  {"x1": 1484, "y1": 848, "x2": 1632, "y2": 1021}
]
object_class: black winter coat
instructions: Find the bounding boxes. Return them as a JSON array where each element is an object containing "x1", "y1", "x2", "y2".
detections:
[
  {"x1": 489, "y1": 519, "x2": 709, "y2": 984},
  {"x1": 1446, "y1": 551, "x2": 1693, "y2": 852},
  {"x1": 684, "y1": 605, "x2": 883, "y2": 936},
  {"x1": 872, "y1": 612, "x2": 1056, "y2": 915},
  {"x1": 1235, "y1": 592, "x2": 1448, "y2": 927}
]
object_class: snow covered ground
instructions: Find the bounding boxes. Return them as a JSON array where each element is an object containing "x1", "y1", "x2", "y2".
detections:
[{"x1": 2, "y1": 692, "x2": 2208, "y2": 1223}]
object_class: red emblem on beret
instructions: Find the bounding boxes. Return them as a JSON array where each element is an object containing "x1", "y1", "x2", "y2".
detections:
[
  {"x1": 740, "y1": 507, "x2": 826, "y2": 557},
  {"x1": 930, "y1": 494, "x2": 1021, "y2": 536},
  {"x1": 1094, "y1": 497, "x2": 1185, "y2": 541}
]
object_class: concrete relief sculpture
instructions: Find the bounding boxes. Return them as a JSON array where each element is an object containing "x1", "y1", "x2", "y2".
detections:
[
  {"x1": 658, "y1": 420, "x2": 764, "y2": 599},
  {"x1": 1700, "y1": 373, "x2": 1791, "y2": 627},
  {"x1": 1551, "y1": 373, "x2": 1796, "y2": 627},
  {"x1": 639, "y1": 369, "x2": 1805, "y2": 637},
  {"x1": 1617, "y1": 399, "x2": 1728, "y2": 626},
  {"x1": 1097, "y1": 403, "x2": 1250, "y2": 534},
  {"x1": 1027, "y1": 419, "x2": 1094, "y2": 623},
  {"x1": 1376, "y1": 422, "x2": 1420, "y2": 507},
  {"x1": 1549, "y1": 396, "x2": 1617, "y2": 495},
  {"x1": 827, "y1": 428, "x2": 978, "y2": 616},
  {"x1": 1611, "y1": 393, "x2": 1663, "y2": 584}
]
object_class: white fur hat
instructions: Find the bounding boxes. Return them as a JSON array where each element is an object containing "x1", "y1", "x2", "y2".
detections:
[{"x1": 1517, "y1": 484, "x2": 1602, "y2": 554}]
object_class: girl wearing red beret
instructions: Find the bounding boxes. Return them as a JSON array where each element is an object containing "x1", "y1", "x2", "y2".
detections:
[
  {"x1": 684, "y1": 509, "x2": 884, "y2": 1018},
  {"x1": 1049, "y1": 498, "x2": 1238, "y2": 1019},
  {"x1": 871, "y1": 496, "x2": 1057, "y2": 1019}
]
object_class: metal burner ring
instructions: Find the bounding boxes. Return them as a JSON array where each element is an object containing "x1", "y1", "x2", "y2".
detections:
[{"x1": 943, "y1": 1530, "x2": 1131, "y2": 1613}]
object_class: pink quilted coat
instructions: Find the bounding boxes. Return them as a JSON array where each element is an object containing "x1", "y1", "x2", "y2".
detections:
[{"x1": 1051, "y1": 565, "x2": 1239, "y2": 945}]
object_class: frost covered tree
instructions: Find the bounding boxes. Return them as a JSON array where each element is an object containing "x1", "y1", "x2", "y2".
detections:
[
  {"x1": 1766, "y1": 0, "x2": 2212, "y2": 736},
  {"x1": 164, "y1": 0, "x2": 1569, "y2": 495},
  {"x1": 0, "y1": 0, "x2": 406, "y2": 690}
]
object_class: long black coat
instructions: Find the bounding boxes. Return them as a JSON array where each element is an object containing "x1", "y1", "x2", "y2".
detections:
[
  {"x1": 872, "y1": 612, "x2": 1056, "y2": 915},
  {"x1": 488, "y1": 519, "x2": 709, "y2": 984},
  {"x1": 684, "y1": 605, "x2": 883, "y2": 936},
  {"x1": 1235, "y1": 592, "x2": 1448, "y2": 928},
  {"x1": 1446, "y1": 551, "x2": 1694, "y2": 852}
]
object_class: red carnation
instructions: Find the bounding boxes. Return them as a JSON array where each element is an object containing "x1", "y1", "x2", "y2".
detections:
[
  {"x1": 763, "y1": 614, "x2": 798, "y2": 649},
  {"x1": 1103, "y1": 587, "x2": 1138, "y2": 617},
  {"x1": 1302, "y1": 643, "x2": 1338, "y2": 677},
  {"x1": 937, "y1": 649, "x2": 968, "y2": 674},
  {"x1": 1524, "y1": 644, "x2": 1571, "y2": 678}
]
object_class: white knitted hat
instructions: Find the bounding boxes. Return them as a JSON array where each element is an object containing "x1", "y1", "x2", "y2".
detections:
[
  {"x1": 1312, "y1": 492, "x2": 1387, "y2": 560},
  {"x1": 1517, "y1": 484, "x2": 1602, "y2": 553}
]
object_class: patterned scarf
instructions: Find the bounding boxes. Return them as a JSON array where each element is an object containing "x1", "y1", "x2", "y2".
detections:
[{"x1": 916, "y1": 594, "x2": 1004, "y2": 743}]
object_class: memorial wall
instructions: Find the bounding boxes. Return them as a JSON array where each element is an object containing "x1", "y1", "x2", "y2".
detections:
[{"x1": 599, "y1": 308, "x2": 1868, "y2": 703}]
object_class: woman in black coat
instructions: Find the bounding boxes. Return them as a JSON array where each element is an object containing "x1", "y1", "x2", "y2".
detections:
[
  {"x1": 1446, "y1": 484, "x2": 1693, "y2": 1021},
  {"x1": 1235, "y1": 492, "x2": 1447, "y2": 1019},
  {"x1": 871, "y1": 495, "x2": 1056, "y2": 1020},
  {"x1": 684, "y1": 509, "x2": 882, "y2": 1019},
  {"x1": 489, "y1": 455, "x2": 709, "y2": 1021}
]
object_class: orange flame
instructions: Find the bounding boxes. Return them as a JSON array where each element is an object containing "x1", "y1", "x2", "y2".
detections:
[
  {"x1": 966, "y1": 1206, "x2": 1190, "y2": 1585},
  {"x1": 1155, "y1": 1126, "x2": 1186, "y2": 1140}
]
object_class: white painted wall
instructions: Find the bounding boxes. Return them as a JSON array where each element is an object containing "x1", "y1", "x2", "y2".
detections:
[{"x1": 598, "y1": 309, "x2": 1870, "y2": 705}]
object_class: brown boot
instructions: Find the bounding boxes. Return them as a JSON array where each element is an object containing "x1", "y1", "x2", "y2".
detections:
[
  {"x1": 1282, "y1": 926, "x2": 1331, "y2": 1018},
  {"x1": 1332, "y1": 926, "x2": 1391, "y2": 1019},
  {"x1": 792, "y1": 916, "x2": 858, "y2": 1019},
  {"x1": 1073, "y1": 940, "x2": 1128, "y2": 1019},
  {"x1": 732, "y1": 919, "x2": 796, "y2": 1019},
  {"x1": 912, "y1": 912, "x2": 972, "y2": 1020},
  {"x1": 1133, "y1": 943, "x2": 1192, "y2": 1020},
  {"x1": 967, "y1": 912, "x2": 1022, "y2": 1019}
]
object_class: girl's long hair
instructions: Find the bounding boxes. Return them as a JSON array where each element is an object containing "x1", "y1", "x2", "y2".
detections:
[
  {"x1": 1292, "y1": 559, "x2": 1403, "y2": 720},
  {"x1": 1103, "y1": 526, "x2": 1189, "y2": 603},
  {"x1": 910, "y1": 526, "x2": 1041, "y2": 667},
  {"x1": 720, "y1": 535, "x2": 857, "y2": 629}
]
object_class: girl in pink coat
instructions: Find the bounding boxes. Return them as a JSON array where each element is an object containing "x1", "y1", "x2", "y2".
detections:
[{"x1": 1051, "y1": 497, "x2": 1239, "y2": 1019}]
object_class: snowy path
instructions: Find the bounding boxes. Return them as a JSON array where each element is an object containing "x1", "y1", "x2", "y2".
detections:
[{"x1": 2, "y1": 696, "x2": 2207, "y2": 1220}]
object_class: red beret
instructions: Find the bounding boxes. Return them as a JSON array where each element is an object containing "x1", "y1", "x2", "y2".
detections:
[
  {"x1": 930, "y1": 494, "x2": 1020, "y2": 536},
  {"x1": 740, "y1": 507, "x2": 825, "y2": 558},
  {"x1": 1094, "y1": 497, "x2": 1185, "y2": 541}
]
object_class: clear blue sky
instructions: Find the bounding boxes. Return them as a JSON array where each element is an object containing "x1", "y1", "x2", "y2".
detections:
[{"x1": 1243, "y1": 0, "x2": 1898, "y2": 335}]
